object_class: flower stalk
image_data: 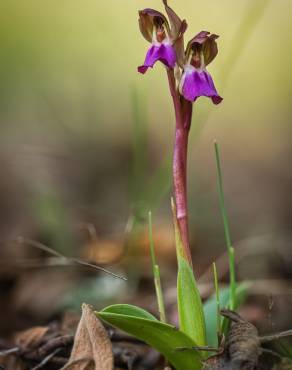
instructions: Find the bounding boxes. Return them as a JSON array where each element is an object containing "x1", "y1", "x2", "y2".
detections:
[{"x1": 167, "y1": 69, "x2": 193, "y2": 267}]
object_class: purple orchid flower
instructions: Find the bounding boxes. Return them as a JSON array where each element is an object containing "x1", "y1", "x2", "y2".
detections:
[
  {"x1": 138, "y1": 1, "x2": 187, "y2": 74},
  {"x1": 179, "y1": 31, "x2": 223, "y2": 104}
]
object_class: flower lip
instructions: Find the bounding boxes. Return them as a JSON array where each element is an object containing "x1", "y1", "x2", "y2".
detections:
[
  {"x1": 138, "y1": 43, "x2": 176, "y2": 74},
  {"x1": 180, "y1": 67, "x2": 223, "y2": 105}
]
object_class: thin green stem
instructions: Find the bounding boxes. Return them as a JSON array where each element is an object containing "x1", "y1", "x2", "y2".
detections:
[
  {"x1": 212, "y1": 262, "x2": 221, "y2": 345},
  {"x1": 148, "y1": 212, "x2": 166, "y2": 322},
  {"x1": 214, "y1": 141, "x2": 236, "y2": 310}
]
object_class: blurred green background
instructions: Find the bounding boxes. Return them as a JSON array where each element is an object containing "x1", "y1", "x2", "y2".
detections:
[{"x1": 1, "y1": 0, "x2": 292, "y2": 330}]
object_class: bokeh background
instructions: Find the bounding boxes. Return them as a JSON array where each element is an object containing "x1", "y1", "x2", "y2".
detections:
[{"x1": 1, "y1": 0, "x2": 292, "y2": 337}]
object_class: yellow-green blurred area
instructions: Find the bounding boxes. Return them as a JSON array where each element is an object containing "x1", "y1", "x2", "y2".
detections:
[{"x1": 1, "y1": 0, "x2": 292, "y2": 332}]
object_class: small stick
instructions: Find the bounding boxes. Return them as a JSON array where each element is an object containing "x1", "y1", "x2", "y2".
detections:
[
  {"x1": 0, "y1": 347, "x2": 19, "y2": 356},
  {"x1": 16, "y1": 237, "x2": 127, "y2": 281},
  {"x1": 34, "y1": 335, "x2": 73, "y2": 358},
  {"x1": 260, "y1": 329, "x2": 292, "y2": 343},
  {"x1": 176, "y1": 345, "x2": 219, "y2": 352},
  {"x1": 31, "y1": 348, "x2": 61, "y2": 370},
  {"x1": 260, "y1": 348, "x2": 283, "y2": 359}
]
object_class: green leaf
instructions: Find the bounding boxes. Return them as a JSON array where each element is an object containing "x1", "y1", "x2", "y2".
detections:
[
  {"x1": 101, "y1": 304, "x2": 158, "y2": 321},
  {"x1": 204, "y1": 283, "x2": 249, "y2": 347},
  {"x1": 171, "y1": 199, "x2": 206, "y2": 347},
  {"x1": 204, "y1": 287, "x2": 229, "y2": 348},
  {"x1": 177, "y1": 256, "x2": 206, "y2": 346},
  {"x1": 97, "y1": 304, "x2": 202, "y2": 370}
]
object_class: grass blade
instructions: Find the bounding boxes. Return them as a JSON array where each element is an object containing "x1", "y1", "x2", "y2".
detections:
[
  {"x1": 148, "y1": 211, "x2": 166, "y2": 322},
  {"x1": 214, "y1": 141, "x2": 236, "y2": 310}
]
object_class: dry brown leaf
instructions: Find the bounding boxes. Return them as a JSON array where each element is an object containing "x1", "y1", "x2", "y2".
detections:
[
  {"x1": 61, "y1": 303, "x2": 113, "y2": 370},
  {"x1": 14, "y1": 326, "x2": 49, "y2": 350},
  {"x1": 1, "y1": 326, "x2": 50, "y2": 370}
]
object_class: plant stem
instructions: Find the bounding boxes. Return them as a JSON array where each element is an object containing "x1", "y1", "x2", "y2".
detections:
[
  {"x1": 148, "y1": 212, "x2": 166, "y2": 322},
  {"x1": 214, "y1": 141, "x2": 236, "y2": 310},
  {"x1": 167, "y1": 69, "x2": 193, "y2": 268},
  {"x1": 173, "y1": 127, "x2": 191, "y2": 263}
]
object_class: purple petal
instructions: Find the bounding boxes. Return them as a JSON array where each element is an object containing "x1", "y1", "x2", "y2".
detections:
[
  {"x1": 181, "y1": 68, "x2": 223, "y2": 104},
  {"x1": 138, "y1": 43, "x2": 176, "y2": 74}
]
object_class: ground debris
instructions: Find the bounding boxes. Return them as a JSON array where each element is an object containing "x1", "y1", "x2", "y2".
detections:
[
  {"x1": 14, "y1": 326, "x2": 49, "y2": 351},
  {"x1": 272, "y1": 359, "x2": 292, "y2": 370},
  {"x1": 60, "y1": 303, "x2": 113, "y2": 370},
  {"x1": 204, "y1": 309, "x2": 286, "y2": 370},
  {"x1": 0, "y1": 305, "x2": 160, "y2": 370},
  {"x1": 4, "y1": 307, "x2": 291, "y2": 370}
]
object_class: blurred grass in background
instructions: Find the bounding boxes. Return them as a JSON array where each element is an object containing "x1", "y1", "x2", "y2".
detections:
[{"x1": 0, "y1": 0, "x2": 292, "y2": 315}]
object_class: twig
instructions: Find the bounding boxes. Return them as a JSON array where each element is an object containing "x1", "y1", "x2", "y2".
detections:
[
  {"x1": 0, "y1": 347, "x2": 18, "y2": 356},
  {"x1": 176, "y1": 345, "x2": 219, "y2": 352},
  {"x1": 32, "y1": 335, "x2": 73, "y2": 358},
  {"x1": 31, "y1": 348, "x2": 61, "y2": 370},
  {"x1": 16, "y1": 237, "x2": 127, "y2": 281},
  {"x1": 260, "y1": 329, "x2": 292, "y2": 343},
  {"x1": 260, "y1": 348, "x2": 282, "y2": 359}
]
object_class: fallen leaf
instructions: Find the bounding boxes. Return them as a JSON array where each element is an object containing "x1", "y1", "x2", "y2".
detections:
[
  {"x1": 15, "y1": 326, "x2": 49, "y2": 350},
  {"x1": 61, "y1": 303, "x2": 113, "y2": 370}
]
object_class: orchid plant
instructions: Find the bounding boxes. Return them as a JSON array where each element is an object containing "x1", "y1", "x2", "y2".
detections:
[{"x1": 97, "y1": 2, "x2": 244, "y2": 369}]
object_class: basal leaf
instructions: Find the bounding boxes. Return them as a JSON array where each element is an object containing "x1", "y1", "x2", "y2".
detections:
[
  {"x1": 101, "y1": 304, "x2": 157, "y2": 321},
  {"x1": 172, "y1": 199, "x2": 206, "y2": 347},
  {"x1": 177, "y1": 256, "x2": 206, "y2": 346},
  {"x1": 97, "y1": 304, "x2": 202, "y2": 370}
]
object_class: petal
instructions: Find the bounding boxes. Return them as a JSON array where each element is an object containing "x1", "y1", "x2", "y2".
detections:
[
  {"x1": 202, "y1": 34, "x2": 219, "y2": 66},
  {"x1": 138, "y1": 9, "x2": 169, "y2": 43},
  {"x1": 138, "y1": 44, "x2": 176, "y2": 74},
  {"x1": 185, "y1": 32, "x2": 219, "y2": 66},
  {"x1": 181, "y1": 69, "x2": 223, "y2": 104}
]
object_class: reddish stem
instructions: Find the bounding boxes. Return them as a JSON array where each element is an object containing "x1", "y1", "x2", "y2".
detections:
[{"x1": 167, "y1": 69, "x2": 193, "y2": 268}]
